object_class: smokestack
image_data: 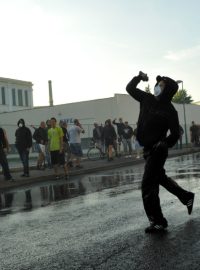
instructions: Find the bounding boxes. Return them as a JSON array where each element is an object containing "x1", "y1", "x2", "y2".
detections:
[{"x1": 48, "y1": 80, "x2": 53, "y2": 106}]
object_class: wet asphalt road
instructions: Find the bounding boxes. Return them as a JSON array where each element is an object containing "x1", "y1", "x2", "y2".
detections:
[{"x1": 0, "y1": 153, "x2": 200, "y2": 270}]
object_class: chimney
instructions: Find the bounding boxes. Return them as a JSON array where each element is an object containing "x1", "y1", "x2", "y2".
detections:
[{"x1": 48, "y1": 80, "x2": 53, "y2": 106}]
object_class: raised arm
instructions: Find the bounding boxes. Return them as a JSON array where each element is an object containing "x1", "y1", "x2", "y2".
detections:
[{"x1": 126, "y1": 72, "x2": 149, "y2": 102}]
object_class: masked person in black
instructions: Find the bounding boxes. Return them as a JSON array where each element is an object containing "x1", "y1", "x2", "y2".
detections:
[
  {"x1": 126, "y1": 71, "x2": 195, "y2": 233},
  {"x1": 15, "y1": 119, "x2": 32, "y2": 177}
]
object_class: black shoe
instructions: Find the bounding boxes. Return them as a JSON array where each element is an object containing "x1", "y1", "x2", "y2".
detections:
[
  {"x1": 145, "y1": 224, "x2": 167, "y2": 233},
  {"x1": 186, "y1": 192, "x2": 195, "y2": 215},
  {"x1": 145, "y1": 218, "x2": 168, "y2": 233}
]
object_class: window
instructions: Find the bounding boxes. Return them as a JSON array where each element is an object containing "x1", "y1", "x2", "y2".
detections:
[
  {"x1": 25, "y1": 90, "x2": 29, "y2": 106},
  {"x1": 18, "y1": 89, "x2": 23, "y2": 106},
  {"x1": 1, "y1": 87, "x2": 6, "y2": 105},
  {"x1": 12, "y1": 88, "x2": 16, "y2": 106}
]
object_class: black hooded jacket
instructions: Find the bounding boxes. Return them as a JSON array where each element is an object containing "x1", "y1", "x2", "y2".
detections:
[
  {"x1": 126, "y1": 75, "x2": 179, "y2": 148},
  {"x1": 33, "y1": 127, "x2": 48, "y2": 144},
  {"x1": 112, "y1": 120, "x2": 125, "y2": 136},
  {"x1": 15, "y1": 119, "x2": 32, "y2": 150}
]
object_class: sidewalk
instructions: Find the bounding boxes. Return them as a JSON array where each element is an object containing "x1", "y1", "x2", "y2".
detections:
[{"x1": 0, "y1": 147, "x2": 199, "y2": 192}]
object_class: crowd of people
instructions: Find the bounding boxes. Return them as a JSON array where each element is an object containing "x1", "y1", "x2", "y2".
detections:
[
  {"x1": 31, "y1": 117, "x2": 85, "y2": 179},
  {"x1": 0, "y1": 113, "x2": 199, "y2": 185},
  {"x1": 0, "y1": 116, "x2": 142, "y2": 182},
  {"x1": 92, "y1": 118, "x2": 141, "y2": 160},
  {"x1": 0, "y1": 117, "x2": 85, "y2": 181}
]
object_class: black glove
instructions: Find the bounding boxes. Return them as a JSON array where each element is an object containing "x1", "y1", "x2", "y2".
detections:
[{"x1": 139, "y1": 71, "x2": 149, "y2": 82}]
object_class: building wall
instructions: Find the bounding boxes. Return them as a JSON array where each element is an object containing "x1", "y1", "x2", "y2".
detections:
[
  {"x1": 0, "y1": 77, "x2": 33, "y2": 113},
  {"x1": 0, "y1": 93, "x2": 200, "y2": 145},
  {"x1": 0, "y1": 96, "x2": 118, "y2": 144}
]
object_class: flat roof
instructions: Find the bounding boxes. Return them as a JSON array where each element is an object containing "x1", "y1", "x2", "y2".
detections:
[{"x1": 0, "y1": 77, "x2": 33, "y2": 86}]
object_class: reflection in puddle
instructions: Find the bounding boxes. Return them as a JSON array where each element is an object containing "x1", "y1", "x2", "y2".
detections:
[
  {"x1": 1, "y1": 152, "x2": 200, "y2": 215},
  {"x1": 0, "y1": 168, "x2": 143, "y2": 215}
]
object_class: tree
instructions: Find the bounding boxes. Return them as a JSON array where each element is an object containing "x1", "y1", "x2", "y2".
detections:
[
  {"x1": 145, "y1": 84, "x2": 151, "y2": 93},
  {"x1": 172, "y1": 89, "x2": 193, "y2": 104}
]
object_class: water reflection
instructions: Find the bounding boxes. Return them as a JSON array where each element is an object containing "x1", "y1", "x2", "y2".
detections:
[
  {"x1": 1, "y1": 152, "x2": 200, "y2": 215},
  {"x1": 0, "y1": 192, "x2": 14, "y2": 215},
  {"x1": 0, "y1": 168, "x2": 143, "y2": 215},
  {"x1": 24, "y1": 190, "x2": 33, "y2": 209}
]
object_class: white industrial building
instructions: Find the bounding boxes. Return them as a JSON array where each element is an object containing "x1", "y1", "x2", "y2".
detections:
[
  {"x1": 0, "y1": 77, "x2": 33, "y2": 113},
  {"x1": 0, "y1": 93, "x2": 200, "y2": 148}
]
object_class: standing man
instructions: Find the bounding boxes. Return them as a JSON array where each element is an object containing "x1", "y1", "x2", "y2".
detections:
[
  {"x1": 102, "y1": 119, "x2": 117, "y2": 161},
  {"x1": 59, "y1": 120, "x2": 73, "y2": 167},
  {"x1": 176, "y1": 125, "x2": 184, "y2": 149},
  {"x1": 15, "y1": 119, "x2": 32, "y2": 177},
  {"x1": 0, "y1": 127, "x2": 14, "y2": 181},
  {"x1": 121, "y1": 121, "x2": 134, "y2": 155},
  {"x1": 33, "y1": 121, "x2": 48, "y2": 169},
  {"x1": 112, "y1": 118, "x2": 125, "y2": 154},
  {"x1": 48, "y1": 117, "x2": 69, "y2": 179},
  {"x1": 190, "y1": 121, "x2": 199, "y2": 147},
  {"x1": 126, "y1": 71, "x2": 195, "y2": 233},
  {"x1": 45, "y1": 119, "x2": 52, "y2": 168},
  {"x1": 93, "y1": 122, "x2": 104, "y2": 152},
  {"x1": 68, "y1": 119, "x2": 85, "y2": 169}
]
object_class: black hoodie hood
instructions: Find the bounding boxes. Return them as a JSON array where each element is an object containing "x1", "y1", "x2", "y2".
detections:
[
  {"x1": 17, "y1": 118, "x2": 25, "y2": 127},
  {"x1": 155, "y1": 76, "x2": 178, "y2": 102}
]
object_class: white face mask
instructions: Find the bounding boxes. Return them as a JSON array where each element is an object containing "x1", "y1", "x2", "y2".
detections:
[
  {"x1": 19, "y1": 123, "x2": 23, "y2": 127},
  {"x1": 154, "y1": 85, "x2": 162, "y2": 96}
]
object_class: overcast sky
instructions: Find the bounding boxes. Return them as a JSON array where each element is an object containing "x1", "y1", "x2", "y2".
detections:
[{"x1": 0, "y1": 0, "x2": 200, "y2": 106}]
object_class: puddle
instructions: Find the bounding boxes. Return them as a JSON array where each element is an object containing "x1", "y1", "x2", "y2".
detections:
[{"x1": 1, "y1": 153, "x2": 200, "y2": 215}]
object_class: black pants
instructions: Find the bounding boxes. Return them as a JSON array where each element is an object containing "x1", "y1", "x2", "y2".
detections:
[
  {"x1": 0, "y1": 148, "x2": 12, "y2": 180},
  {"x1": 142, "y1": 146, "x2": 190, "y2": 224},
  {"x1": 18, "y1": 149, "x2": 30, "y2": 175}
]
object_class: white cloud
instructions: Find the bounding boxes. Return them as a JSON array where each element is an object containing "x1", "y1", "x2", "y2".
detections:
[{"x1": 164, "y1": 45, "x2": 200, "y2": 61}]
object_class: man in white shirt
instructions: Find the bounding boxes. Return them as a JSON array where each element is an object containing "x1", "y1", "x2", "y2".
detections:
[{"x1": 68, "y1": 119, "x2": 85, "y2": 168}]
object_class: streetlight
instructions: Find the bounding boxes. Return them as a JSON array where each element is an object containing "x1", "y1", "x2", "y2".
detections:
[{"x1": 176, "y1": 80, "x2": 188, "y2": 145}]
